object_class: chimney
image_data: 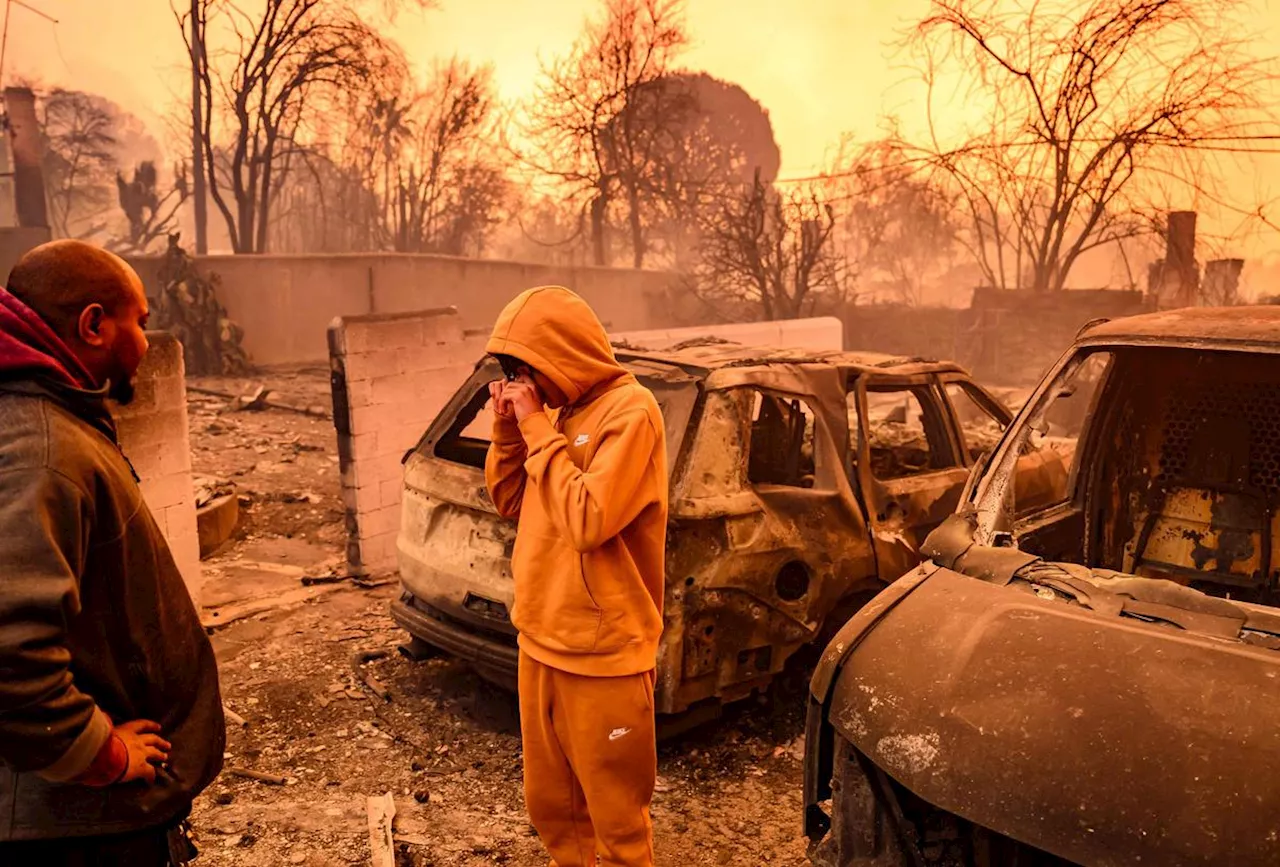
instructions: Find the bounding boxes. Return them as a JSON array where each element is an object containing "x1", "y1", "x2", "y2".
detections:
[
  {"x1": 1166, "y1": 211, "x2": 1198, "y2": 308},
  {"x1": 3, "y1": 87, "x2": 49, "y2": 229}
]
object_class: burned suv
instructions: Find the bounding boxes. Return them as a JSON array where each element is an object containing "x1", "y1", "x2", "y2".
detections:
[
  {"x1": 392, "y1": 342, "x2": 1055, "y2": 724},
  {"x1": 805, "y1": 307, "x2": 1280, "y2": 866}
]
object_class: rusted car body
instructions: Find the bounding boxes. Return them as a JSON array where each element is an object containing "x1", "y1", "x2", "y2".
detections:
[
  {"x1": 804, "y1": 307, "x2": 1280, "y2": 866},
  {"x1": 392, "y1": 343, "x2": 1049, "y2": 721}
]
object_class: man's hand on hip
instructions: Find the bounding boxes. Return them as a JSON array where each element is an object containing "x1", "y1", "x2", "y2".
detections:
[{"x1": 115, "y1": 719, "x2": 171, "y2": 784}]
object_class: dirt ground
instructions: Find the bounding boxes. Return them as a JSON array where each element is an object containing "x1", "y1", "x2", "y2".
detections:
[{"x1": 185, "y1": 370, "x2": 811, "y2": 867}]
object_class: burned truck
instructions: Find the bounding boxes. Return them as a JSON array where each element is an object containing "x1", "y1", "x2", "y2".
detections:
[
  {"x1": 392, "y1": 342, "x2": 1059, "y2": 724},
  {"x1": 804, "y1": 307, "x2": 1280, "y2": 866}
]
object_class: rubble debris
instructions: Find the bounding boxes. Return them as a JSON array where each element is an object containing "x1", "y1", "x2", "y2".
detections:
[
  {"x1": 366, "y1": 792, "x2": 396, "y2": 867},
  {"x1": 187, "y1": 384, "x2": 333, "y2": 420},
  {"x1": 278, "y1": 491, "x2": 323, "y2": 505},
  {"x1": 197, "y1": 487, "x2": 240, "y2": 559},
  {"x1": 194, "y1": 476, "x2": 237, "y2": 508},
  {"x1": 201, "y1": 582, "x2": 348, "y2": 631},
  {"x1": 668, "y1": 335, "x2": 739, "y2": 351},
  {"x1": 234, "y1": 385, "x2": 272, "y2": 412},
  {"x1": 353, "y1": 575, "x2": 396, "y2": 590},
  {"x1": 351, "y1": 650, "x2": 393, "y2": 701},
  {"x1": 153, "y1": 236, "x2": 250, "y2": 376},
  {"x1": 300, "y1": 571, "x2": 354, "y2": 587},
  {"x1": 226, "y1": 767, "x2": 287, "y2": 786}
]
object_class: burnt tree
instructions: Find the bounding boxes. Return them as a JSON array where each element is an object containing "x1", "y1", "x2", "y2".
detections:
[
  {"x1": 522, "y1": 0, "x2": 688, "y2": 267},
  {"x1": 37, "y1": 89, "x2": 121, "y2": 241},
  {"x1": 908, "y1": 0, "x2": 1270, "y2": 292},
  {"x1": 113, "y1": 161, "x2": 190, "y2": 255},
  {"x1": 179, "y1": 0, "x2": 401, "y2": 253},
  {"x1": 692, "y1": 172, "x2": 843, "y2": 320}
]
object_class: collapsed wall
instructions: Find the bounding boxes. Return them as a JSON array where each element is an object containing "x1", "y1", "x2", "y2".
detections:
[
  {"x1": 113, "y1": 332, "x2": 203, "y2": 607},
  {"x1": 327, "y1": 309, "x2": 487, "y2": 574}
]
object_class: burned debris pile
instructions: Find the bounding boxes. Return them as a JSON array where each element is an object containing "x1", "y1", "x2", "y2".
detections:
[{"x1": 154, "y1": 235, "x2": 250, "y2": 376}]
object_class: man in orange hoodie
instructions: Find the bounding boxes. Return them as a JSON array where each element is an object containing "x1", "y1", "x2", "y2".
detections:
[{"x1": 485, "y1": 286, "x2": 667, "y2": 867}]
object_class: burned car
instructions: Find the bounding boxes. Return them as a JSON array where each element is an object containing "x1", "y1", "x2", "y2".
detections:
[
  {"x1": 392, "y1": 342, "x2": 1057, "y2": 724},
  {"x1": 804, "y1": 307, "x2": 1280, "y2": 866}
]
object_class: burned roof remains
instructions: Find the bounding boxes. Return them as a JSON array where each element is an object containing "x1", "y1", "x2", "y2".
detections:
[
  {"x1": 612, "y1": 341, "x2": 961, "y2": 378},
  {"x1": 1080, "y1": 305, "x2": 1280, "y2": 349}
]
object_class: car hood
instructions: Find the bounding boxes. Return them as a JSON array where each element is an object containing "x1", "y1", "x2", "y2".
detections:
[{"x1": 813, "y1": 513, "x2": 1280, "y2": 866}]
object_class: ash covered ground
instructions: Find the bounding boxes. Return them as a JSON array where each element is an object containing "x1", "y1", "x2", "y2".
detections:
[{"x1": 185, "y1": 369, "x2": 809, "y2": 866}]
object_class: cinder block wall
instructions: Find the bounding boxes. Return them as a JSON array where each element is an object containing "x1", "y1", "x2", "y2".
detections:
[
  {"x1": 126, "y1": 253, "x2": 682, "y2": 366},
  {"x1": 113, "y1": 331, "x2": 203, "y2": 607},
  {"x1": 328, "y1": 309, "x2": 487, "y2": 574}
]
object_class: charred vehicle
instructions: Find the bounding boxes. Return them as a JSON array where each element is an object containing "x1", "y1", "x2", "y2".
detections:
[
  {"x1": 392, "y1": 343, "x2": 1059, "y2": 724},
  {"x1": 804, "y1": 307, "x2": 1280, "y2": 866}
]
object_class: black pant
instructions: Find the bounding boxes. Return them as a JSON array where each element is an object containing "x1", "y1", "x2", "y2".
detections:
[{"x1": 0, "y1": 823, "x2": 183, "y2": 867}]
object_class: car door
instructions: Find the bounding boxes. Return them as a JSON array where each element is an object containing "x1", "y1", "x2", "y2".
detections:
[
  {"x1": 667, "y1": 364, "x2": 878, "y2": 708},
  {"x1": 938, "y1": 373, "x2": 1076, "y2": 527},
  {"x1": 851, "y1": 373, "x2": 972, "y2": 582}
]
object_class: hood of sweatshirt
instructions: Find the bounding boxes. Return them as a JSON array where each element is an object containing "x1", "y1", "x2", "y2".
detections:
[
  {"x1": 0, "y1": 288, "x2": 98, "y2": 391},
  {"x1": 485, "y1": 286, "x2": 625, "y2": 404},
  {"x1": 0, "y1": 288, "x2": 119, "y2": 445}
]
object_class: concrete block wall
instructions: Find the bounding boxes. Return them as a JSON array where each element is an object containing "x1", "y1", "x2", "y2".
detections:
[
  {"x1": 112, "y1": 332, "x2": 203, "y2": 607},
  {"x1": 328, "y1": 308, "x2": 487, "y2": 574},
  {"x1": 126, "y1": 252, "x2": 683, "y2": 366}
]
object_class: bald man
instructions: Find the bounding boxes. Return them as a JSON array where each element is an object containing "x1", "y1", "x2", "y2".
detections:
[{"x1": 0, "y1": 241, "x2": 224, "y2": 865}]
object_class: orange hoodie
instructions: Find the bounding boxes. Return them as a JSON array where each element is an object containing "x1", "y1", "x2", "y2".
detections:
[{"x1": 485, "y1": 286, "x2": 667, "y2": 677}]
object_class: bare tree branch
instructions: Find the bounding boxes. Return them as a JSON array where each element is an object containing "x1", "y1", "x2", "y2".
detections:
[
  {"x1": 906, "y1": 0, "x2": 1274, "y2": 292},
  {"x1": 183, "y1": 0, "x2": 406, "y2": 253}
]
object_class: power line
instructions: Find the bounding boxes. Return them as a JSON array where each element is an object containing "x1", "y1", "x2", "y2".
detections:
[
  {"x1": 774, "y1": 133, "x2": 1280, "y2": 185},
  {"x1": 0, "y1": 0, "x2": 58, "y2": 91}
]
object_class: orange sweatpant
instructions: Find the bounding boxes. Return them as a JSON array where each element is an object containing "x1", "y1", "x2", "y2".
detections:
[{"x1": 518, "y1": 651, "x2": 657, "y2": 867}]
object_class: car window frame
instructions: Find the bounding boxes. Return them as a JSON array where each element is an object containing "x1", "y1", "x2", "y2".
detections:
[
  {"x1": 968, "y1": 347, "x2": 1118, "y2": 544},
  {"x1": 741, "y1": 386, "x2": 831, "y2": 492},
  {"x1": 936, "y1": 374, "x2": 1014, "y2": 468},
  {"x1": 859, "y1": 375, "x2": 966, "y2": 480}
]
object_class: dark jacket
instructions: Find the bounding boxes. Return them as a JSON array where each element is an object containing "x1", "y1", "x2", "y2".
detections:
[{"x1": 0, "y1": 303, "x2": 224, "y2": 839}]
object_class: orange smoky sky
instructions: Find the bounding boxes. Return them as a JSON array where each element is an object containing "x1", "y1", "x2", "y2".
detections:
[
  {"x1": 5, "y1": 0, "x2": 1280, "y2": 252},
  {"x1": 2, "y1": 0, "x2": 934, "y2": 173}
]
